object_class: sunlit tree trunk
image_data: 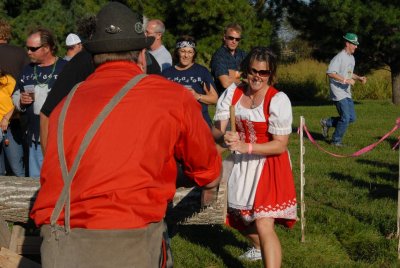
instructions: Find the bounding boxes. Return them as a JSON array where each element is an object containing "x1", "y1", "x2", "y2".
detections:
[{"x1": 391, "y1": 64, "x2": 400, "y2": 105}]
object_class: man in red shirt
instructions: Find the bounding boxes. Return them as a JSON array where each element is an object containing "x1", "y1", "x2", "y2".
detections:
[{"x1": 30, "y1": 2, "x2": 221, "y2": 267}]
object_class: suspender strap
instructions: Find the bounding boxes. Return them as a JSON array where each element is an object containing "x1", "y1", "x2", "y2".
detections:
[{"x1": 50, "y1": 74, "x2": 147, "y2": 233}]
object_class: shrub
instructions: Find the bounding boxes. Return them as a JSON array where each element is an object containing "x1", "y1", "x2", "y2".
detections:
[{"x1": 276, "y1": 60, "x2": 392, "y2": 103}]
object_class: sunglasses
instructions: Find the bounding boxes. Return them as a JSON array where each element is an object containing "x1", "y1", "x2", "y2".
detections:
[
  {"x1": 226, "y1": 36, "x2": 241, "y2": 42},
  {"x1": 26, "y1": 45, "x2": 42, "y2": 52},
  {"x1": 249, "y1": 68, "x2": 271, "y2": 77}
]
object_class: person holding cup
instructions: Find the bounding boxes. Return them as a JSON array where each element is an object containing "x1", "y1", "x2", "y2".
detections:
[{"x1": 12, "y1": 27, "x2": 67, "y2": 178}]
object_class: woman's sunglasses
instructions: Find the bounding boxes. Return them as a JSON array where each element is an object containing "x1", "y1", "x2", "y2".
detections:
[{"x1": 249, "y1": 68, "x2": 271, "y2": 77}]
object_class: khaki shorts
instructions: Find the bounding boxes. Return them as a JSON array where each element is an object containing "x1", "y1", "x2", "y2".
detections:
[{"x1": 40, "y1": 221, "x2": 165, "y2": 268}]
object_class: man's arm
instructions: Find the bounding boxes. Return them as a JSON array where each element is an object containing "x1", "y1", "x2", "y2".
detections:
[
  {"x1": 176, "y1": 90, "x2": 222, "y2": 187},
  {"x1": 327, "y1": 73, "x2": 355, "y2": 86},
  {"x1": 352, "y1": 73, "x2": 367, "y2": 84},
  {"x1": 218, "y1": 69, "x2": 241, "y2": 89}
]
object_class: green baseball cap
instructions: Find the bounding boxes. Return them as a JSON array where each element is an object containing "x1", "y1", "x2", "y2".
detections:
[{"x1": 343, "y1": 33, "x2": 359, "y2": 45}]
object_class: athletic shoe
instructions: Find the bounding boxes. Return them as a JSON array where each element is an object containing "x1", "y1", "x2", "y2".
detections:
[
  {"x1": 332, "y1": 142, "x2": 345, "y2": 147},
  {"x1": 320, "y1": 118, "x2": 329, "y2": 139},
  {"x1": 239, "y1": 247, "x2": 262, "y2": 261}
]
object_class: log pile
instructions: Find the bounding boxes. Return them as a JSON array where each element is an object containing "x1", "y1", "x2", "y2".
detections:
[
  {"x1": 0, "y1": 175, "x2": 227, "y2": 225},
  {"x1": 0, "y1": 177, "x2": 39, "y2": 223}
]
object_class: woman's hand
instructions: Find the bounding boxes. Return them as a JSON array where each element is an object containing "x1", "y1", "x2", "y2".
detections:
[
  {"x1": 0, "y1": 118, "x2": 8, "y2": 132},
  {"x1": 224, "y1": 131, "x2": 248, "y2": 153}
]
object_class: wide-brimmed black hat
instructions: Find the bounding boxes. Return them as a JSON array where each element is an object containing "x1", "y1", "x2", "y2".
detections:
[{"x1": 84, "y1": 2, "x2": 154, "y2": 54}]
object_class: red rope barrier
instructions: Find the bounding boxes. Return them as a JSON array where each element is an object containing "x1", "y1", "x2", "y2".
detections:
[{"x1": 300, "y1": 118, "x2": 400, "y2": 158}]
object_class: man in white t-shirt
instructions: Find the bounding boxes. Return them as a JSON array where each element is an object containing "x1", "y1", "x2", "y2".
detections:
[
  {"x1": 145, "y1": 19, "x2": 172, "y2": 71},
  {"x1": 321, "y1": 33, "x2": 367, "y2": 147}
]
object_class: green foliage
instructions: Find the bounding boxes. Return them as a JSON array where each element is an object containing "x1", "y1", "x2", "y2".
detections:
[
  {"x1": 276, "y1": 59, "x2": 392, "y2": 103},
  {"x1": 283, "y1": 0, "x2": 400, "y2": 104},
  {"x1": 10, "y1": 1, "x2": 71, "y2": 47},
  {"x1": 3, "y1": 0, "x2": 274, "y2": 66}
]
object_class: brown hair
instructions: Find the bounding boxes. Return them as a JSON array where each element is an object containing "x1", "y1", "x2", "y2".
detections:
[
  {"x1": 0, "y1": 19, "x2": 12, "y2": 42},
  {"x1": 93, "y1": 50, "x2": 141, "y2": 67},
  {"x1": 224, "y1": 23, "x2": 243, "y2": 35},
  {"x1": 29, "y1": 27, "x2": 58, "y2": 56},
  {"x1": 173, "y1": 35, "x2": 197, "y2": 65},
  {"x1": 240, "y1": 47, "x2": 278, "y2": 85}
]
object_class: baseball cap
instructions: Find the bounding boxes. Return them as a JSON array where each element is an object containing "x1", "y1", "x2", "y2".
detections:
[{"x1": 66, "y1": 33, "x2": 81, "y2": 46}]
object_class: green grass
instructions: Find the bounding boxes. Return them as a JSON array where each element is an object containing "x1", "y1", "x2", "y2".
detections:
[{"x1": 171, "y1": 99, "x2": 400, "y2": 267}]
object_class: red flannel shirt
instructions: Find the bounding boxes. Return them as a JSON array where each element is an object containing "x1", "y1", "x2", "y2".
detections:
[{"x1": 30, "y1": 61, "x2": 221, "y2": 229}]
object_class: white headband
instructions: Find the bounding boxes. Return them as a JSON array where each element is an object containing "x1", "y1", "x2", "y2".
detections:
[{"x1": 176, "y1": 41, "x2": 196, "y2": 49}]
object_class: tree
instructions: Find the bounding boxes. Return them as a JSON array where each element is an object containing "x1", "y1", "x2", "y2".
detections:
[
  {"x1": 284, "y1": 0, "x2": 400, "y2": 105},
  {"x1": 4, "y1": 0, "x2": 275, "y2": 67}
]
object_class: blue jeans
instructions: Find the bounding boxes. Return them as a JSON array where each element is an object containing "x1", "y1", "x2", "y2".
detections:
[
  {"x1": 326, "y1": 98, "x2": 356, "y2": 144},
  {"x1": 0, "y1": 121, "x2": 26, "y2": 176},
  {"x1": 29, "y1": 143, "x2": 43, "y2": 178}
]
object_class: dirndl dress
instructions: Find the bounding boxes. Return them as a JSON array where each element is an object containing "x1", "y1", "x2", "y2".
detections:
[{"x1": 214, "y1": 85, "x2": 297, "y2": 230}]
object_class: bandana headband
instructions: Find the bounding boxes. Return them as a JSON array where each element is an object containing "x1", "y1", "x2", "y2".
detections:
[{"x1": 176, "y1": 41, "x2": 196, "y2": 49}]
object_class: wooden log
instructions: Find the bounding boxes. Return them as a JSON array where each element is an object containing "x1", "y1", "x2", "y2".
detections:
[
  {"x1": 0, "y1": 177, "x2": 39, "y2": 224},
  {"x1": 0, "y1": 173, "x2": 228, "y2": 225},
  {"x1": 9, "y1": 225, "x2": 41, "y2": 255},
  {"x1": 0, "y1": 247, "x2": 41, "y2": 268},
  {"x1": 0, "y1": 214, "x2": 11, "y2": 248}
]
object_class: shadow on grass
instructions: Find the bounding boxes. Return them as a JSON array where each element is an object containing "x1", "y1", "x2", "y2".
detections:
[
  {"x1": 329, "y1": 172, "x2": 396, "y2": 200},
  {"x1": 382, "y1": 136, "x2": 400, "y2": 150},
  {"x1": 356, "y1": 159, "x2": 397, "y2": 174},
  {"x1": 169, "y1": 224, "x2": 248, "y2": 268}
]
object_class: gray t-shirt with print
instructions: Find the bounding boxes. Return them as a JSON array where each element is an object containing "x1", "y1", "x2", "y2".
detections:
[{"x1": 326, "y1": 50, "x2": 355, "y2": 101}]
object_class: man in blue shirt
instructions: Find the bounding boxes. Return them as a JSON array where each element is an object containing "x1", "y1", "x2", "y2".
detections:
[
  {"x1": 12, "y1": 28, "x2": 67, "y2": 177},
  {"x1": 321, "y1": 33, "x2": 367, "y2": 147},
  {"x1": 210, "y1": 23, "x2": 246, "y2": 95}
]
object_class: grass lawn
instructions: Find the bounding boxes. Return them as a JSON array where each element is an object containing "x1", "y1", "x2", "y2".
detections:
[{"x1": 171, "y1": 100, "x2": 400, "y2": 267}]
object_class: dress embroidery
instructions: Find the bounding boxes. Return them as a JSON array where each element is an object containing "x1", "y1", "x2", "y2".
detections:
[
  {"x1": 245, "y1": 120, "x2": 257, "y2": 143},
  {"x1": 222, "y1": 85, "x2": 297, "y2": 229}
]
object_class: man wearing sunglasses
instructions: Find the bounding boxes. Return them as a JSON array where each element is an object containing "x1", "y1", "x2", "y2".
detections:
[
  {"x1": 12, "y1": 28, "x2": 67, "y2": 177},
  {"x1": 210, "y1": 22, "x2": 247, "y2": 95}
]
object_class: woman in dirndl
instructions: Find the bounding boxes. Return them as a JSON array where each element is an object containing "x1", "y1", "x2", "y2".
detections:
[{"x1": 213, "y1": 47, "x2": 297, "y2": 268}]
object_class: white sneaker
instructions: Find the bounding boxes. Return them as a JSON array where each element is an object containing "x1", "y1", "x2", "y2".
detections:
[{"x1": 239, "y1": 247, "x2": 262, "y2": 261}]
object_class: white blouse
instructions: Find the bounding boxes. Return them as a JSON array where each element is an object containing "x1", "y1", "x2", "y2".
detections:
[
  {"x1": 214, "y1": 85, "x2": 293, "y2": 212},
  {"x1": 214, "y1": 85, "x2": 293, "y2": 135}
]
